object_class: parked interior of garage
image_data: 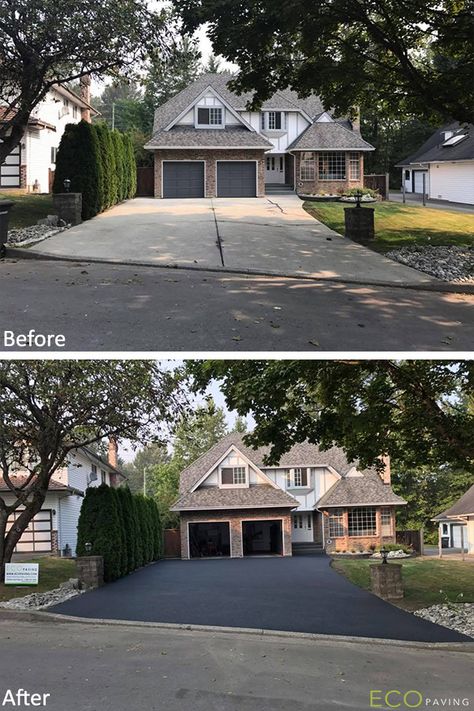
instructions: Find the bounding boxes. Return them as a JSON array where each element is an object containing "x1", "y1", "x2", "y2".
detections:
[
  {"x1": 242, "y1": 520, "x2": 283, "y2": 556},
  {"x1": 189, "y1": 522, "x2": 230, "y2": 558}
]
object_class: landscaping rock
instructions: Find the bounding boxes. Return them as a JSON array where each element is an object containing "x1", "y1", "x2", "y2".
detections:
[
  {"x1": 0, "y1": 578, "x2": 83, "y2": 611},
  {"x1": 386, "y1": 245, "x2": 474, "y2": 283},
  {"x1": 414, "y1": 603, "x2": 474, "y2": 638},
  {"x1": 7, "y1": 223, "x2": 70, "y2": 247},
  {"x1": 371, "y1": 550, "x2": 411, "y2": 559}
]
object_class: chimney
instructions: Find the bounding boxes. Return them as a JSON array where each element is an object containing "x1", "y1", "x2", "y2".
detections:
[
  {"x1": 108, "y1": 437, "x2": 118, "y2": 469},
  {"x1": 351, "y1": 106, "x2": 360, "y2": 133},
  {"x1": 79, "y1": 75, "x2": 92, "y2": 123},
  {"x1": 379, "y1": 454, "x2": 391, "y2": 485}
]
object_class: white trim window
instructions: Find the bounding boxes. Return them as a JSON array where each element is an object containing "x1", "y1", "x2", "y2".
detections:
[
  {"x1": 220, "y1": 466, "x2": 248, "y2": 487},
  {"x1": 349, "y1": 152, "x2": 360, "y2": 180},
  {"x1": 261, "y1": 111, "x2": 285, "y2": 130},
  {"x1": 319, "y1": 152, "x2": 346, "y2": 180},
  {"x1": 328, "y1": 508, "x2": 345, "y2": 537},
  {"x1": 348, "y1": 507, "x2": 377, "y2": 537},
  {"x1": 380, "y1": 508, "x2": 392, "y2": 536},
  {"x1": 300, "y1": 152, "x2": 315, "y2": 181},
  {"x1": 197, "y1": 106, "x2": 223, "y2": 127},
  {"x1": 285, "y1": 467, "x2": 309, "y2": 487}
]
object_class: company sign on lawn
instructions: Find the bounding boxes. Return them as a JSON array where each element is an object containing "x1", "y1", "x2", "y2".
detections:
[{"x1": 4, "y1": 563, "x2": 39, "y2": 586}]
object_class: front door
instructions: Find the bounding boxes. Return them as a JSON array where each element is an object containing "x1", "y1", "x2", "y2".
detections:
[
  {"x1": 265, "y1": 155, "x2": 285, "y2": 184},
  {"x1": 292, "y1": 513, "x2": 313, "y2": 542}
]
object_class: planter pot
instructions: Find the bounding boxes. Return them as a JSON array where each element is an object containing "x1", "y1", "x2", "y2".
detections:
[{"x1": 299, "y1": 194, "x2": 341, "y2": 202}]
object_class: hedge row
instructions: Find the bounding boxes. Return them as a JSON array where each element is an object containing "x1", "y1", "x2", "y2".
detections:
[
  {"x1": 53, "y1": 120, "x2": 137, "y2": 221},
  {"x1": 76, "y1": 485, "x2": 162, "y2": 582}
]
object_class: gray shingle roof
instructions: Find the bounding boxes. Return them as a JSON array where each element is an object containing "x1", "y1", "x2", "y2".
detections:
[
  {"x1": 288, "y1": 122, "x2": 374, "y2": 151},
  {"x1": 171, "y1": 485, "x2": 298, "y2": 512},
  {"x1": 317, "y1": 471, "x2": 406, "y2": 508},
  {"x1": 396, "y1": 122, "x2": 474, "y2": 166},
  {"x1": 0, "y1": 474, "x2": 83, "y2": 495},
  {"x1": 144, "y1": 126, "x2": 272, "y2": 149},
  {"x1": 432, "y1": 484, "x2": 474, "y2": 520}
]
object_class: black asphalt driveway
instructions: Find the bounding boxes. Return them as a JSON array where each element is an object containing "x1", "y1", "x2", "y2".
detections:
[{"x1": 51, "y1": 556, "x2": 470, "y2": 643}]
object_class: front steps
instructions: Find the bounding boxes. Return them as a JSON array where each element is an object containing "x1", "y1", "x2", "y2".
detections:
[
  {"x1": 265, "y1": 184, "x2": 295, "y2": 195},
  {"x1": 292, "y1": 542, "x2": 325, "y2": 556}
]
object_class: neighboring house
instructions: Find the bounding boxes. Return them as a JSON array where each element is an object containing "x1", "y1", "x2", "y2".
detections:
[
  {"x1": 0, "y1": 78, "x2": 98, "y2": 193},
  {"x1": 396, "y1": 122, "x2": 474, "y2": 205},
  {"x1": 170, "y1": 433, "x2": 406, "y2": 559},
  {"x1": 144, "y1": 72, "x2": 374, "y2": 199},
  {"x1": 432, "y1": 484, "x2": 474, "y2": 554},
  {"x1": 1, "y1": 440, "x2": 126, "y2": 557}
]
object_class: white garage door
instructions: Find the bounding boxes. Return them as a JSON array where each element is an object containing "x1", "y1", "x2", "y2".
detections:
[
  {"x1": 7, "y1": 509, "x2": 52, "y2": 552},
  {"x1": 452, "y1": 525, "x2": 465, "y2": 548},
  {"x1": 413, "y1": 171, "x2": 428, "y2": 194},
  {"x1": 0, "y1": 143, "x2": 21, "y2": 188},
  {"x1": 429, "y1": 163, "x2": 474, "y2": 205}
]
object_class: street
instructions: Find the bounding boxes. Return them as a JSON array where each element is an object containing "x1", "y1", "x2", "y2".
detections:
[
  {"x1": 0, "y1": 259, "x2": 473, "y2": 351},
  {"x1": 0, "y1": 613, "x2": 472, "y2": 711}
]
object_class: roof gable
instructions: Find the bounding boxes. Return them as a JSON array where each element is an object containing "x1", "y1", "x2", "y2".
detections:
[
  {"x1": 190, "y1": 444, "x2": 278, "y2": 492},
  {"x1": 163, "y1": 84, "x2": 254, "y2": 132}
]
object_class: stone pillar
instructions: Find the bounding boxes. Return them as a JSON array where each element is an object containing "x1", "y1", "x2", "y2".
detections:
[
  {"x1": 0, "y1": 200, "x2": 14, "y2": 254},
  {"x1": 370, "y1": 563, "x2": 403, "y2": 600},
  {"x1": 344, "y1": 206, "x2": 375, "y2": 242},
  {"x1": 76, "y1": 556, "x2": 104, "y2": 589},
  {"x1": 52, "y1": 192, "x2": 82, "y2": 226}
]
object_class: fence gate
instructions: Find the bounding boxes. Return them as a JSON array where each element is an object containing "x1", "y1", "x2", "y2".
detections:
[
  {"x1": 364, "y1": 173, "x2": 389, "y2": 200},
  {"x1": 136, "y1": 167, "x2": 154, "y2": 197}
]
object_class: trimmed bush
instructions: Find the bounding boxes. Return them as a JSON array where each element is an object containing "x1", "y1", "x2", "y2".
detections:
[
  {"x1": 116, "y1": 486, "x2": 137, "y2": 573},
  {"x1": 93, "y1": 122, "x2": 114, "y2": 211}
]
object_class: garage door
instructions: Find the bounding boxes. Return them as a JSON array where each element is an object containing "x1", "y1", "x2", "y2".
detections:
[
  {"x1": 242, "y1": 520, "x2": 283, "y2": 556},
  {"x1": 452, "y1": 525, "x2": 465, "y2": 548},
  {"x1": 162, "y1": 161, "x2": 204, "y2": 198},
  {"x1": 7, "y1": 509, "x2": 52, "y2": 553},
  {"x1": 217, "y1": 161, "x2": 257, "y2": 197},
  {"x1": 189, "y1": 522, "x2": 230, "y2": 558},
  {"x1": 413, "y1": 170, "x2": 428, "y2": 194},
  {"x1": 0, "y1": 143, "x2": 21, "y2": 188}
]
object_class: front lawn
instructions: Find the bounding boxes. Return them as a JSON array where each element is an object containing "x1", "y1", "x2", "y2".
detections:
[
  {"x1": 0, "y1": 557, "x2": 75, "y2": 603},
  {"x1": 332, "y1": 557, "x2": 474, "y2": 610},
  {"x1": 0, "y1": 192, "x2": 53, "y2": 229},
  {"x1": 304, "y1": 201, "x2": 474, "y2": 252}
]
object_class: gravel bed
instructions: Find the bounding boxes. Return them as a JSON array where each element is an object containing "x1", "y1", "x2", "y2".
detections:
[
  {"x1": 386, "y1": 245, "x2": 474, "y2": 283},
  {"x1": 0, "y1": 578, "x2": 82, "y2": 610},
  {"x1": 414, "y1": 603, "x2": 474, "y2": 638},
  {"x1": 7, "y1": 224, "x2": 70, "y2": 247}
]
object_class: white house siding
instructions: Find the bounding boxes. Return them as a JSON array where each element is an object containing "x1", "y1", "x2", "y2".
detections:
[
  {"x1": 57, "y1": 493, "x2": 83, "y2": 556},
  {"x1": 467, "y1": 517, "x2": 474, "y2": 554},
  {"x1": 429, "y1": 161, "x2": 474, "y2": 204},
  {"x1": 263, "y1": 466, "x2": 339, "y2": 512}
]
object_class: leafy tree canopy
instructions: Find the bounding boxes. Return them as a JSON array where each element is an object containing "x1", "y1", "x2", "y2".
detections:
[
  {"x1": 176, "y1": 0, "x2": 473, "y2": 123},
  {"x1": 186, "y1": 360, "x2": 474, "y2": 470},
  {"x1": 0, "y1": 0, "x2": 172, "y2": 163}
]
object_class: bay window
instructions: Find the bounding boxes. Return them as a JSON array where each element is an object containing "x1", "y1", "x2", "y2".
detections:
[
  {"x1": 348, "y1": 507, "x2": 377, "y2": 537},
  {"x1": 319, "y1": 152, "x2": 346, "y2": 180},
  {"x1": 328, "y1": 509, "x2": 345, "y2": 537},
  {"x1": 300, "y1": 152, "x2": 315, "y2": 181}
]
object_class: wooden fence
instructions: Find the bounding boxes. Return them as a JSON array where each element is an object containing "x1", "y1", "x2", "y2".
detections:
[
  {"x1": 163, "y1": 528, "x2": 181, "y2": 558},
  {"x1": 364, "y1": 173, "x2": 389, "y2": 200},
  {"x1": 136, "y1": 166, "x2": 154, "y2": 197},
  {"x1": 396, "y1": 529, "x2": 424, "y2": 554}
]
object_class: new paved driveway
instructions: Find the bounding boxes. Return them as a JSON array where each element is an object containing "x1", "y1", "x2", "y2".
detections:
[
  {"x1": 50, "y1": 556, "x2": 469, "y2": 642},
  {"x1": 24, "y1": 196, "x2": 432, "y2": 286}
]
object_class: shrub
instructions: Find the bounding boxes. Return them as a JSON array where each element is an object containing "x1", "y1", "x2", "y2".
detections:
[
  {"x1": 342, "y1": 187, "x2": 379, "y2": 198},
  {"x1": 116, "y1": 487, "x2": 137, "y2": 573},
  {"x1": 93, "y1": 122, "x2": 114, "y2": 211},
  {"x1": 113, "y1": 487, "x2": 129, "y2": 576},
  {"x1": 77, "y1": 484, "x2": 124, "y2": 582},
  {"x1": 111, "y1": 130, "x2": 126, "y2": 202}
]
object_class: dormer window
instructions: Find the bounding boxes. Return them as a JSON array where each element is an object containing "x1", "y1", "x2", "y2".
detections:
[
  {"x1": 286, "y1": 468, "x2": 309, "y2": 487},
  {"x1": 261, "y1": 112, "x2": 285, "y2": 131},
  {"x1": 197, "y1": 107, "x2": 223, "y2": 127},
  {"x1": 220, "y1": 465, "x2": 248, "y2": 487}
]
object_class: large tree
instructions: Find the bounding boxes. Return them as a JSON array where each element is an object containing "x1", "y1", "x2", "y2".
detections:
[
  {"x1": 0, "y1": 361, "x2": 184, "y2": 578},
  {"x1": 186, "y1": 360, "x2": 474, "y2": 470},
  {"x1": 176, "y1": 0, "x2": 473, "y2": 123},
  {"x1": 0, "y1": 0, "x2": 170, "y2": 163}
]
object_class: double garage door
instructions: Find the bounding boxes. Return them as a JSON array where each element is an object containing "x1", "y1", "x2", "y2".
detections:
[
  {"x1": 189, "y1": 520, "x2": 283, "y2": 558},
  {"x1": 162, "y1": 161, "x2": 257, "y2": 198}
]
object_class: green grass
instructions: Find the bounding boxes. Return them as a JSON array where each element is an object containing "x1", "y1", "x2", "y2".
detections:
[
  {"x1": 332, "y1": 557, "x2": 474, "y2": 610},
  {"x1": 304, "y1": 201, "x2": 474, "y2": 252},
  {"x1": 0, "y1": 191, "x2": 53, "y2": 229},
  {"x1": 0, "y1": 557, "x2": 75, "y2": 602}
]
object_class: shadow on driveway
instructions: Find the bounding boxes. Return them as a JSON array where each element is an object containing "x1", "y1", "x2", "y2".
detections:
[{"x1": 50, "y1": 556, "x2": 470, "y2": 643}]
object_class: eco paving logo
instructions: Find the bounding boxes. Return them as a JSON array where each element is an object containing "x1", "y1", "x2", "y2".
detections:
[{"x1": 370, "y1": 691, "x2": 471, "y2": 708}]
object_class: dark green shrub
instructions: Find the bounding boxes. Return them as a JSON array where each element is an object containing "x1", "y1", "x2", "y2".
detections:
[
  {"x1": 53, "y1": 120, "x2": 102, "y2": 220},
  {"x1": 112, "y1": 487, "x2": 129, "y2": 577},
  {"x1": 124, "y1": 133, "x2": 137, "y2": 199},
  {"x1": 111, "y1": 130, "x2": 126, "y2": 202},
  {"x1": 93, "y1": 122, "x2": 115, "y2": 211},
  {"x1": 76, "y1": 484, "x2": 123, "y2": 582},
  {"x1": 117, "y1": 486, "x2": 137, "y2": 573}
]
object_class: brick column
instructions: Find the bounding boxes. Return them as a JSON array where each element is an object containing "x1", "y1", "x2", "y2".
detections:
[
  {"x1": 76, "y1": 556, "x2": 104, "y2": 589},
  {"x1": 52, "y1": 192, "x2": 82, "y2": 225},
  {"x1": 370, "y1": 563, "x2": 403, "y2": 600}
]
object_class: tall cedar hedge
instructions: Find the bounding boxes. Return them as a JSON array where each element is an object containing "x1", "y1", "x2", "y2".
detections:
[
  {"x1": 53, "y1": 120, "x2": 136, "y2": 220},
  {"x1": 77, "y1": 485, "x2": 162, "y2": 582}
]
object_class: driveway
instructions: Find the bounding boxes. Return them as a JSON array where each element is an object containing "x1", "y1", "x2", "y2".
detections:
[
  {"x1": 23, "y1": 195, "x2": 432, "y2": 286},
  {"x1": 50, "y1": 556, "x2": 469, "y2": 642},
  {"x1": 389, "y1": 192, "x2": 474, "y2": 214}
]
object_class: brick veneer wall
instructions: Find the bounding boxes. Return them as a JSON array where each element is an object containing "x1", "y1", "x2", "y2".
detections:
[
  {"x1": 51, "y1": 530, "x2": 59, "y2": 555},
  {"x1": 295, "y1": 151, "x2": 364, "y2": 194},
  {"x1": 179, "y1": 508, "x2": 293, "y2": 559},
  {"x1": 153, "y1": 149, "x2": 266, "y2": 198},
  {"x1": 322, "y1": 506, "x2": 396, "y2": 552}
]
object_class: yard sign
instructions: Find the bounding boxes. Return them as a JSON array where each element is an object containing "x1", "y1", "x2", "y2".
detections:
[{"x1": 4, "y1": 563, "x2": 39, "y2": 586}]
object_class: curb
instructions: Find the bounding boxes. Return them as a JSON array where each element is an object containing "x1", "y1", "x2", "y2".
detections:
[
  {"x1": 5, "y1": 246, "x2": 474, "y2": 296},
  {"x1": 2, "y1": 608, "x2": 473, "y2": 652}
]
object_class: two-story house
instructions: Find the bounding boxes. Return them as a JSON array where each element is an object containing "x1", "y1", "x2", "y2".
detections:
[
  {"x1": 144, "y1": 72, "x2": 374, "y2": 199},
  {"x1": 1, "y1": 440, "x2": 126, "y2": 557},
  {"x1": 0, "y1": 78, "x2": 98, "y2": 194},
  {"x1": 171, "y1": 433, "x2": 406, "y2": 559}
]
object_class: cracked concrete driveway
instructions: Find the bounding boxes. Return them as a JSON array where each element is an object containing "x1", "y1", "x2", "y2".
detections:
[{"x1": 24, "y1": 195, "x2": 432, "y2": 286}]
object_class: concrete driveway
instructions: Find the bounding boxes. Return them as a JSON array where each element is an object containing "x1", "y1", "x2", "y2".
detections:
[
  {"x1": 25, "y1": 195, "x2": 432, "y2": 286},
  {"x1": 50, "y1": 556, "x2": 469, "y2": 642}
]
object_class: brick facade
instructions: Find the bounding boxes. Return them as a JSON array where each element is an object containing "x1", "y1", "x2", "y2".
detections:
[
  {"x1": 153, "y1": 149, "x2": 266, "y2": 198},
  {"x1": 180, "y1": 508, "x2": 293, "y2": 559},
  {"x1": 295, "y1": 151, "x2": 364, "y2": 195},
  {"x1": 51, "y1": 530, "x2": 59, "y2": 555},
  {"x1": 322, "y1": 506, "x2": 396, "y2": 553}
]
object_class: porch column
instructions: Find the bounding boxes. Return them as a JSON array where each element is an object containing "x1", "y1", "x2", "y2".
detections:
[{"x1": 438, "y1": 523, "x2": 443, "y2": 558}]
